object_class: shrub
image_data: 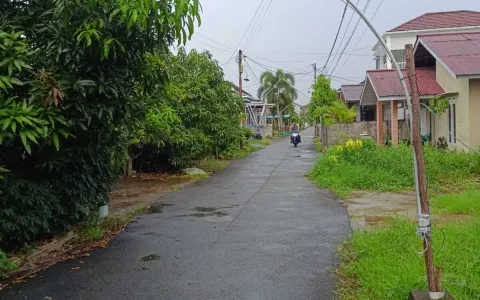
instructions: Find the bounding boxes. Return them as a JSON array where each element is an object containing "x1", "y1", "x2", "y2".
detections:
[
  {"x1": 0, "y1": 249, "x2": 17, "y2": 279},
  {"x1": 0, "y1": 149, "x2": 115, "y2": 248},
  {"x1": 242, "y1": 127, "x2": 254, "y2": 140}
]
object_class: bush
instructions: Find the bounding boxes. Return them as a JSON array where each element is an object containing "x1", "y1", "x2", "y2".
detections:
[
  {"x1": 0, "y1": 249, "x2": 17, "y2": 279},
  {"x1": 0, "y1": 149, "x2": 115, "y2": 248},
  {"x1": 242, "y1": 127, "x2": 254, "y2": 140},
  {"x1": 310, "y1": 141, "x2": 479, "y2": 197}
]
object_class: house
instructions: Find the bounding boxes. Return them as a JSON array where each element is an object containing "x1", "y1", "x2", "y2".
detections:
[
  {"x1": 414, "y1": 32, "x2": 480, "y2": 150},
  {"x1": 373, "y1": 10, "x2": 480, "y2": 70},
  {"x1": 361, "y1": 68, "x2": 444, "y2": 145},
  {"x1": 339, "y1": 84, "x2": 365, "y2": 121},
  {"x1": 361, "y1": 32, "x2": 480, "y2": 150}
]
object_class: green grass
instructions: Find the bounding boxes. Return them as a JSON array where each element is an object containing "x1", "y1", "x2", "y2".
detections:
[
  {"x1": 0, "y1": 250, "x2": 17, "y2": 279},
  {"x1": 196, "y1": 159, "x2": 229, "y2": 173},
  {"x1": 338, "y1": 217, "x2": 480, "y2": 300},
  {"x1": 310, "y1": 142, "x2": 479, "y2": 198},
  {"x1": 254, "y1": 138, "x2": 272, "y2": 146},
  {"x1": 312, "y1": 137, "x2": 322, "y2": 152},
  {"x1": 431, "y1": 189, "x2": 480, "y2": 215}
]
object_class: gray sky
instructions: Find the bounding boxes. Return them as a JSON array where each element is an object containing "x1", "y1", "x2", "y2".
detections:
[{"x1": 184, "y1": 0, "x2": 479, "y2": 105}]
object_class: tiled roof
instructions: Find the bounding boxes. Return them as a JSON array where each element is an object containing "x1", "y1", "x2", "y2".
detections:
[
  {"x1": 418, "y1": 33, "x2": 480, "y2": 77},
  {"x1": 366, "y1": 68, "x2": 444, "y2": 99},
  {"x1": 388, "y1": 10, "x2": 480, "y2": 32},
  {"x1": 340, "y1": 84, "x2": 364, "y2": 102}
]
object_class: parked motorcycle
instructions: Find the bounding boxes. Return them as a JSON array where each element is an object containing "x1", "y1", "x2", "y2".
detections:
[{"x1": 291, "y1": 132, "x2": 301, "y2": 147}]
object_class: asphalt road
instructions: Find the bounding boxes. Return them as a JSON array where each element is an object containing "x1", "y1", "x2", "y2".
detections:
[{"x1": 2, "y1": 127, "x2": 351, "y2": 300}]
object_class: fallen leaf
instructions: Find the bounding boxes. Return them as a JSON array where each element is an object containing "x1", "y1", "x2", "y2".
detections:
[
  {"x1": 81, "y1": 253, "x2": 90, "y2": 257},
  {"x1": 28, "y1": 274, "x2": 37, "y2": 278},
  {"x1": 71, "y1": 267, "x2": 80, "y2": 270},
  {"x1": 79, "y1": 261, "x2": 84, "y2": 264}
]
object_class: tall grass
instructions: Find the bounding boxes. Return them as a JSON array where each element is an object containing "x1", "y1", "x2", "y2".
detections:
[
  {"x1": 310, "y1": 142, "x2": 479, "y2": 198},
  {"x1": 338, "y1": 218, "x2": 480, "y2": 300}
]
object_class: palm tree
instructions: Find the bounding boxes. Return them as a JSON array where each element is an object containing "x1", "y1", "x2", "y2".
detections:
[{"x1": 257, "y1": 69, "x2": 298, "y2": 131}]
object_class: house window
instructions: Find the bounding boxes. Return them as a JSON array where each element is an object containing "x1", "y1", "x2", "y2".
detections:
[
  {"x1": 375, "y1": 57, "x2": 380, "y2": 69},
  {"x1": 448, "y1": 103, "x2": 456, "y2": 144},
  {"x1": 392, "y1": 49, "x2": 405, "y2": 64}
]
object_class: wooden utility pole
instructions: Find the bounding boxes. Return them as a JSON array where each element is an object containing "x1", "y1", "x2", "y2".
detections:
[
  {"x1": 238, "y1": 50, "x2": 243, "y2": 98},
  {"x1": 406, "y1": 44, "x2": 441, "y2": 295},
  {"x1": 313, "y1": 63, "x2": 317, "y2": 80}
]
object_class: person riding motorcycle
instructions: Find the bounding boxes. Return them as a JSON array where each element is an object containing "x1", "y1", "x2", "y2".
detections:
[{"x1": 290, "y1": 124, "x2": 301, "y2": 143}]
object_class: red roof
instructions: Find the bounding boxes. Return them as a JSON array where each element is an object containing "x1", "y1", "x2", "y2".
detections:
[
  {"x1": 366, "y1": 68, "x2": 444, "y2": 99},
  {"x1": 418, "y1": 33, "x2": 480, "y2": 77},
  {"x1": 389, "y1": 10, "x2": 480, "y2": 32},
  {"x1": 340, "y1": 85, "x2": 364, "y2": 102}
]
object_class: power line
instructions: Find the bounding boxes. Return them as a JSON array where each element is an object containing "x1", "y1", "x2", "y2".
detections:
[
  {"x1": 243, "y1": 0, "x2": 275, "y2": 50},
  {"x1": 247, "y1": 57, "x2": 313, "y2": 76},
  {"x1": 247, "y1": 46, "x2": 371, "y2": 56},
  {"x1": 328, "y1": 0, "x2": 373, "y2": 76},
  {"x1": 327, "y1": 0, "x2": 360, "y2": 72},
  {"x1": 192, "y1": 37, "x2": 232, "y2": 52},
  {"x1": 335, "y1": 0, "x2": 385, "y2": 74},
  {"x1": 244, "y1": 59, "x2": 260, "y2": 83},
  {"x1": 321, "y1": 2, "x2": 349, "y2": 72},
  {"x1": 221, "y1": 0, "x2": 267, "y2": 66},
  {"x1": 195, "y1": 33, "x2": 234, "y2": 50}
]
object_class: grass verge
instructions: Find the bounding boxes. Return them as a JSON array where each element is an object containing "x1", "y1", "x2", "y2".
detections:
[
  {"x1": 431, "y1": 189, "x2": 480, "y2": 215},
  {"x1": 196, "y1": 159, "x2": 229, "y2": 173},
  {"x1": 338, "y1": 217, "x2": 480, "y2": 300},
  {"x1": 310, "y1": 141, "x2": 479, "y2": 198}
]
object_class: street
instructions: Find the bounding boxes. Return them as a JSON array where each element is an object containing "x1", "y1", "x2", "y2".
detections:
[{"x1": 2, "y1": 128, "x2": 351, "y2": 300}]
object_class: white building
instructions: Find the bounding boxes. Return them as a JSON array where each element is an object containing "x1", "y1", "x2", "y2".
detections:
[{"x1": 373, "y1": 10, "x2": 480, "y2": 70}]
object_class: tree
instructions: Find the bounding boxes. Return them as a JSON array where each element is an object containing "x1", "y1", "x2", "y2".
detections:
[
  {"x1": 257, "y1": 69, "x2": 298, "y2": 130},
  {"x1": 0, "y1": 0, "x2": 201, "y2": 247},
  {"x1": 307, "y1": 75, "x2": 355, "y2": 126},
  {"x1": 128, "y1": 48, "x2": 245, "y2": 171}
]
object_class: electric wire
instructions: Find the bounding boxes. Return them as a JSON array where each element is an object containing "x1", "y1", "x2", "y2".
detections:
[
  {"x1": 327, "y1": 0, "x2": 360, "y2": 72},
  {"x1": 321, "y1": 2, "x2": 349, "y2": 72},
  {"x1": 244, "y1": 0, "x2": 275, "y2": 50},
  {"x1": 335, "y1": 0, "x2": 385, "y2": 74},
  {"x1": 328, "y1": 0, "x2": 372, "y2": 76},
  {"x1": 221, "y1": 0, "x2": 267, "y2": 66}
]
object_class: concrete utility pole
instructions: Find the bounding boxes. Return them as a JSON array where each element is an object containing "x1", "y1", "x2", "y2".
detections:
[
  {"x1": 238, "y1": 50, "x2": 243, "y2": 98},
  {"x1": 406, "y1": 44, "x2": 442, "y2": 297}
]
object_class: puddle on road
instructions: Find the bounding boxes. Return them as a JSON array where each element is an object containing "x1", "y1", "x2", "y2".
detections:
[
  {"x1": 141, "y1": 254, "x2": 161, "y2": 262},
  {"x1": 178, "y1": 206, "x2": 231, "y2": 218}
]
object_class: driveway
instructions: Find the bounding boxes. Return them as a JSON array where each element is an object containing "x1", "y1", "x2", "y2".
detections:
[{"x1": 2, "y1": 127, "x2": 351, "y2": 300}]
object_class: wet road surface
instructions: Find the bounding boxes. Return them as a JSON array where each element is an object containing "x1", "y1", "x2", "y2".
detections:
[{"x1": 2, "y1": 127, "x2": 351, "y2": 300}]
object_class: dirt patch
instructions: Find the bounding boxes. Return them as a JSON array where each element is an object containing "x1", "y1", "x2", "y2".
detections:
[
  {"x1": 343, "y1": 192, "x2": 417, "y2": 230},
  {"x1": 343, "y1": 192, "x2": 473, "y2": 230},
  {"x1": 109, "y1": 174, "x2": 193, "y2": 215}
]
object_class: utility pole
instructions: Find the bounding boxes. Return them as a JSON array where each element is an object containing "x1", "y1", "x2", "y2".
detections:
[
  {"x1": 238, "y1": 50, "x2": 243, "y2": 98},
  {"x1": 406, "y1": 44, "x2": 442, "y2": 297},
  {"x1": 313, "y1": 63, "x2": 317, "y2": 80}
]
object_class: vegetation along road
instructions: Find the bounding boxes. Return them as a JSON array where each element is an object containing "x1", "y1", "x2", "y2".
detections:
[{"x1": 2, "y1": 128, "x2": 351, "y2": 300}]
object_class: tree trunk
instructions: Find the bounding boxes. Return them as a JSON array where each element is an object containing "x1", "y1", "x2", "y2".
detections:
[{"x1": 126, "y1": 157, "x2": 133, "y2": 178}]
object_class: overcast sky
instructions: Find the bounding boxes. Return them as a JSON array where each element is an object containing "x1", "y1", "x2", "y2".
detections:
[{"x1": 184, "y1": 0, "x2": 479, "y2": 105}]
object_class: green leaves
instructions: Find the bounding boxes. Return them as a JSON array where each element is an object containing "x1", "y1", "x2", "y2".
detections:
[
  {"x1": 0, "y1": 98, "x2": 68, "y2": 153},
  {"x1": 0, "y1": 166, "x2": 9, "y2": 181}
]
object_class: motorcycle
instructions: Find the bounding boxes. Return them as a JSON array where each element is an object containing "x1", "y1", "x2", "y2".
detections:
[{"x1": 291, "y1": 132, "x2": 301, "y2": 147}]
